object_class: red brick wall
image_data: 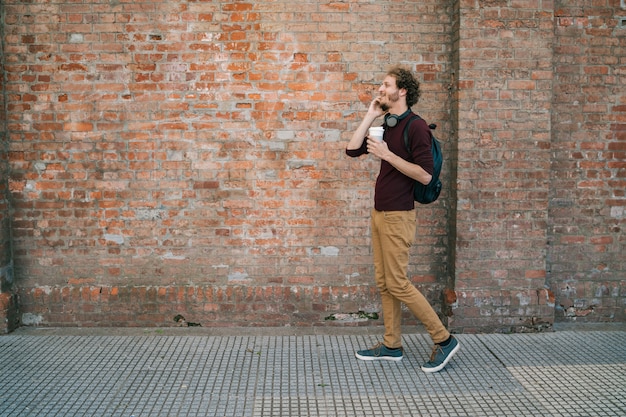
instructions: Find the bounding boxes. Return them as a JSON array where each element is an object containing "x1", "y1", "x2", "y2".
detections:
[
  {"x1": 2, "y1": 1, "x2": 624, "y2": 331},
  {"x1": 448, "y1": 1, "x2": 556, "y2": 332},
  {"x1": 4, "y1": 0, "x2": 453, "y2": 328},
  {"x1": 548, "y1": 1, "x2": 626, "y2": 322}
]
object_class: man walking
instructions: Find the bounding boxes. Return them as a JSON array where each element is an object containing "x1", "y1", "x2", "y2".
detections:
[{"x1": 346, "y1": 66, "x2": 459, "y2": 373}]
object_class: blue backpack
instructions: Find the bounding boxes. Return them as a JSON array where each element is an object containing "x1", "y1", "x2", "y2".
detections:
[{"x1": 403, "y1": 115, "x2": 442, "y2": 204}]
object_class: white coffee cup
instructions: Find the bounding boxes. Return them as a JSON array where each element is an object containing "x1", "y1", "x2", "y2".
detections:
[{"x1": 368, "y1": 126, "x2": 384, "y2": 142}]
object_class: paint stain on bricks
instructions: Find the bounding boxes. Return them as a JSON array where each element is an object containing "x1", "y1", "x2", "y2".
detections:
[
  {"x1": 104, "y1": 234, "x2": 124, "y2": 244},
  {"x1": 0, "y1": 265, "x2": 13, "y2": 285},
  {"x1": 161, "y1": 251, "x2": 185, "y2": 261},
  {"x1": 228, "y1": 271, "x2": 249, "y2": 281},
  {"x1": 288, "y1": 160, "x2": 316, "y2": 169},
  {"x1": 308, "y1": 246, "x2": 339, "y2": 256},
  {"x1": 34, "y1": 162, "x2": 46, "y2": 173},
  {"x1": 136, "y1": 209, "x2": 165, "y2": 220},
  {"x1": 22, "y1": 313, "x2": 44, "y2": 326},
  {"x1": 325, "y1": 311, "x2": 379, "y2": 322},
  {"x1": 516, "y1": 293, "x2": 531, "y2": 306}
]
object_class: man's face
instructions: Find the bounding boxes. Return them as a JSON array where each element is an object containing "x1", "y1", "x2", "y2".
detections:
[{"x1": 378, "y1": 75, "x2": 401, "y2": 112}]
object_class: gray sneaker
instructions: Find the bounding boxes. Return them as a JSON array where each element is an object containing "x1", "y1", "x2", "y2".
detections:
[
  {"x1": 355, "y1": 342, "x2": 403, "y2": 362},
  {"x1": 421, "y1": 336, "x2": 460, "y2": 373}
]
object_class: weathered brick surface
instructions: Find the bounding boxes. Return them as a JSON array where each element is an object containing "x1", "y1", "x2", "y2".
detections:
[
  {"x1": 548, "y1": 1, "x2": 626, "y2": 323},
  {"x1": 1, "y1": 24, "x2": 18, "y2": 333},
  {"x1": 1, "y1": 1, "x2": 624, "y2": 332},
  {"x1": 3, "y1": 0, "x2": 452, "y2": 329},
  {"x1": 1, "y1": 54, "x2": 8, "y2": 274},
  {"x1": 448, "y1": 1, "x2": 556, "y2": 332}
]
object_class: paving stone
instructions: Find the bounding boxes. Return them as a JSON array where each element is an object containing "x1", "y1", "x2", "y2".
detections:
[{"x1": 0, "y1": 330, "x2": 624, "y2": 416}]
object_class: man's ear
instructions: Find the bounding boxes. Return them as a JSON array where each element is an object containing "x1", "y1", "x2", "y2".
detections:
[{"x1": 399, "y1": 88, "x2": 407, "y2": 98}]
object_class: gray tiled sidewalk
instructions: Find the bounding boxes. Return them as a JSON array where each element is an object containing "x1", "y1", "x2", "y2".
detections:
[{"x1": 0, "y1": 326, "x2": 625, "y2": 417}]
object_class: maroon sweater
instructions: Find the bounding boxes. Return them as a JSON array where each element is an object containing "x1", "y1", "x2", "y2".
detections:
[{"x1": 346, "y1": 113, "x2": 434, "y2": 211}]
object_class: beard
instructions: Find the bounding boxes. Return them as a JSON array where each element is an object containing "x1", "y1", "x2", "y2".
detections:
[{"x1": 380, "y1": 90, "x2": 400, "y2": 112}]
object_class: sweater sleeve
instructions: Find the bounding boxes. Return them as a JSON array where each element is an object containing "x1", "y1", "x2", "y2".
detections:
[{"x1": 345, "y1": 138, "x2": 368, "y2": 157}]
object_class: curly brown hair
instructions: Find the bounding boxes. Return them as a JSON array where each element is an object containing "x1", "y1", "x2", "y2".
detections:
[{"x1": 387, "y1": 66, "x2": 421, "y2": 107}]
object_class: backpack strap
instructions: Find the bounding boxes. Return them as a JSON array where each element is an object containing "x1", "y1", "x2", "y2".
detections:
[{"x1": 403, "y1": 115, "x2": 441, "y2": 179}]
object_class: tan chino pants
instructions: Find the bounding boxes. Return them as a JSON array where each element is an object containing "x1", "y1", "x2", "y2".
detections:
[{"x1": 371, "y1": 209, "x2": 450, "y2": 348}]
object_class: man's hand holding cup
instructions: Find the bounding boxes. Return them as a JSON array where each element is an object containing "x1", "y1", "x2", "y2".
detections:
[{"x1": 368, "y1": 126, "x2": 384, "y2": 142}]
